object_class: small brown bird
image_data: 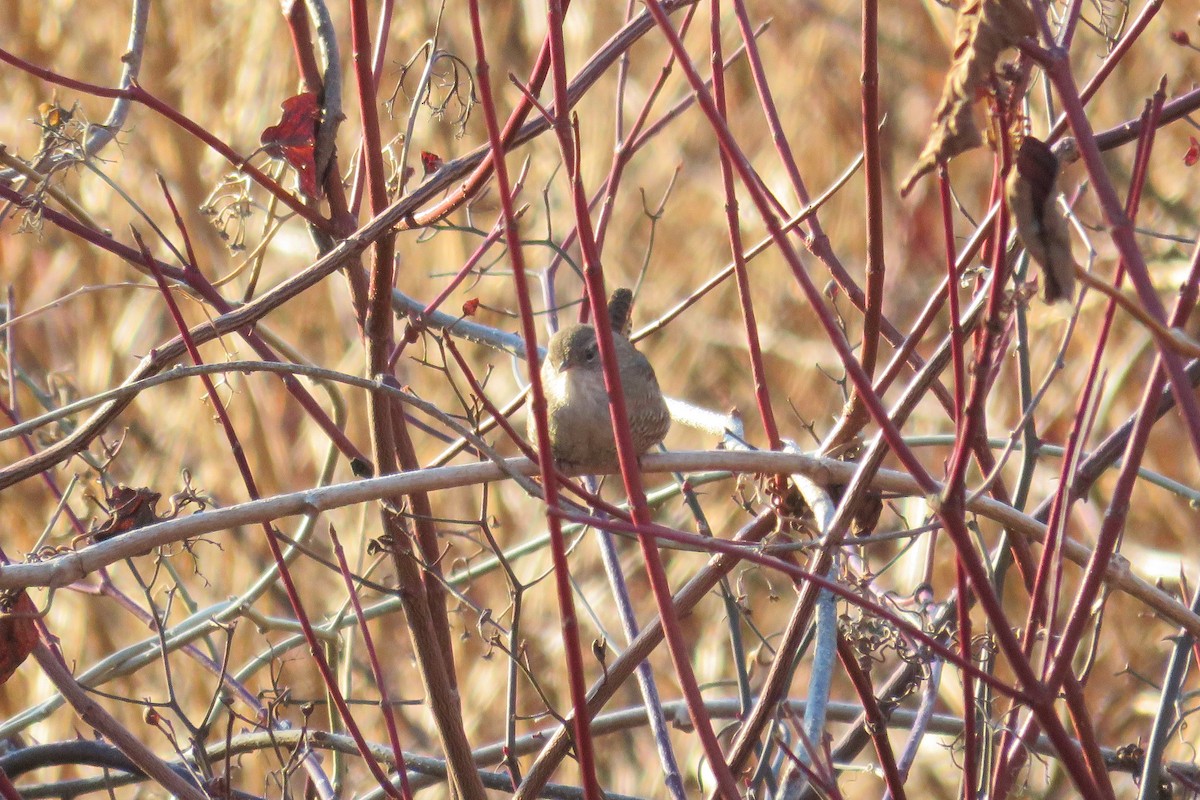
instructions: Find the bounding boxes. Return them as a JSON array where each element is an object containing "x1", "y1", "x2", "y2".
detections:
[{"x1": 530, "y1": 291, "x2": 670, "y2": 470}]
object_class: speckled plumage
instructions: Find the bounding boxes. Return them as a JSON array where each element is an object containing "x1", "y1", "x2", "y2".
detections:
[{"x1": 530, "y1": 323, "x2": 670, "y2": 470}]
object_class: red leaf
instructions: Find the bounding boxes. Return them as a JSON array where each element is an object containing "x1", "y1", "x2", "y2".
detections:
[
  {"x1": 462, "y1": 297, "x2": 480, "y2": 316},
  {"x1": 0, "y1": 592, "x2": 38, "y2": 686},
  {"x1": 1169, "y1": 30, "x2": 1191, "y2": 46},
  {"x1": 260, "y1": 93, "x2": 320, "y2": 197},
  {"x1": 420, "y1": 151, "x2": 444, "y2": 176},
  {"x1": 1185, "y1": 136, "x2": 1200, "y2": 168}
]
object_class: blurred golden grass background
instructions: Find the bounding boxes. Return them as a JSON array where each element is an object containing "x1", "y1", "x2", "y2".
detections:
[{"x1": 1, "y1": 0, "x2": 1198, "y2": 797}]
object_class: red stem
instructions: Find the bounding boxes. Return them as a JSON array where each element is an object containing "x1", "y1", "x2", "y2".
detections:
[
  {"x1": 1047, "y1": 0, "x2": 1163, "y2": 141},
  {"x1": 1036, "y1": 45, "x2": 1200, "y2": 462},
  {"x1": 283, "y1": 0, "x2": 324, "y2": 93},
  {"x1": 937, "y1": 168, "x2": 967, "y2": 414},
  {"x1": 710, "y1": 0, "x2": 781, "y2": 453},
  {"x1": 836, "y1": 636, "x2": 907, "y2": 800},
  {"x1": 329, "y1": 528, "x2": 414, "y2": 800},
  {"x1": 543, "y1": 4, "x2": 703, "y2": 304},
  {"x1": 386, "y1": 220, "x2": 507, "y2": 369},
  {"x1": 939, "y1": 121, "x2": 1112, "y2": 797},
  {"x1": 1053, "y1": 235, "x2": 1200, "y2": 704},
  {"x1": 0, "y1": 183, "x2": 368, "y2": 482},
  {"x1": 548, "y1": 506, "x2": 1033, "y2": 698},
  {"x1": 993, "y1": 81, "x2": 1168, "y2": 798},
  {"x1": 0, "y1": 766, "x2": 24, "y2": 800},
  {"x1": 636, "y1": 2, "x2": 1104, "y2": 792},
  {"x1": 348, "y1": 1, "x2": 478, "y2": 795},
  {"x1": 133, "y1": 230, "x2": 399, "y2": 797},
  {"x1": 858, "y1": 0, "x2": 885, "y2": 380},
  {"x1": 464, "y1": 3, "x2": 601, "y2": 797},
  {"x1": 348, "y1": 0, "x2": 396, "y2": 216},
  {"x1": 544, "y1": 1, "x2": 741, "y2": 794}
]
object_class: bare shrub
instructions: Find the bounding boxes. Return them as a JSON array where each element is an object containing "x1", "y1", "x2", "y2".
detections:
[{"x1": 1, "y1": 1, "x2": 1199, "y2": 798}]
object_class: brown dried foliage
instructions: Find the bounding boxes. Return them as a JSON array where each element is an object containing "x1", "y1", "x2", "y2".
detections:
[
  {"x1": 1006, "y1": 135, "x2": 1078, "y2": 303},
  {"x1": 900, "y1": 0, "x2": 1039, "y2": 196}
]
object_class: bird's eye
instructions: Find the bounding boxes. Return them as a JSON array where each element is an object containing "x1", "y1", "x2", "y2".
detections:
[{"x1": 585, "y1": 347, "x2": 597, "y2": 361}]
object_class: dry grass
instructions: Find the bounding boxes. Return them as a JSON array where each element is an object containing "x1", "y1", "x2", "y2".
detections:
[{"x1": 1, "y1": 0, "x2": 1199, "y2": 798}]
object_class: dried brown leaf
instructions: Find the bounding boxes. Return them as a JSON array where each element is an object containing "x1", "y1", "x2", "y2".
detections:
[
  {"x1": 1006, "y1": 136, "x2": 1077, "y2": 304},
  {"x1": 900, "y1": 0, "x2": 1039, "y2": 196},
  {"x1": 0, "y1": 592, "x2": 37, "y2": 686}
]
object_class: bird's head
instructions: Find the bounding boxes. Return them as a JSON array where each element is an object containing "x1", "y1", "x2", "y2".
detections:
[{"x1": 546, "y1": 324, "x2": 602, "y2": 375}]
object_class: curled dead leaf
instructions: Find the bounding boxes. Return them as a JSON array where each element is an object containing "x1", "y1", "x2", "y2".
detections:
[
  {"x1": 900, "y1": 0, "x2": 1039, "y2": 196},
  {"x1": 1006, "y1": 136, "x2": 1077, "y2": 304},
  {"x1": 260, "y1": 93, "x2": 321, "y2": 197},
  {"x1": 0, "y1": 591, "x2": 38, "y2": 686}
]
